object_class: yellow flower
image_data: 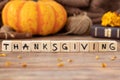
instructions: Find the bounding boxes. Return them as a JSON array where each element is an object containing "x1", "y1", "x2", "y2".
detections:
[{"x1": 101, "y1": 11, "x2": 120, "y2": 27}]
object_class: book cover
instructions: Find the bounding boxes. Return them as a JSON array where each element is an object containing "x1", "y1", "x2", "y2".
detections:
[{"x1": 90, "y1": 25, "x2": 120, "y2": 39}]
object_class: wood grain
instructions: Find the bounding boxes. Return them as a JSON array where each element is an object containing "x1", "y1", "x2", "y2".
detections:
[{"x1": 0, "y1": 36, "x2": 120, "y2": 80}]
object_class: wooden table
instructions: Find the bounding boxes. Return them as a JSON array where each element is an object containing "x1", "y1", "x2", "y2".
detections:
[{"x1": 0, "y1": 36, "x2": 120, "y2": 80}]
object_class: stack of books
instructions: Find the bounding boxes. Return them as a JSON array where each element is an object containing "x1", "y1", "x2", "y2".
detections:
[{"x1": 90, "y1": 25, "x2": 120, "y2": 39}]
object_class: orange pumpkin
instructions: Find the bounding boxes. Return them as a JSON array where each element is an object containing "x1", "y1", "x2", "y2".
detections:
[{"x1": 2, "y1": 0, "x2": 67, "y2": 35}]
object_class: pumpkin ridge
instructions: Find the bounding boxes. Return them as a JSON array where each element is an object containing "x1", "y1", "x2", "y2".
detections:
[
  {"x1": 36, "y1": 2, "x2": 43, "y2": 35},
  {"x1": 2, "y1": 1, "x2": 12, "y2": 26},
  {"x1": 24, "y1": 1, "x2": 37, "y2": 34},
  {"x1": 46, "y1": 1, "x2": 67, "y2": 34},
  {"x1": 58, "y1": 4, "x2": 67, "y2": 31},
  {"x1": 16, "y1": 1, "x2": 26, "y2": 32},
  {"x1": 46, "y1": 3, "x2": 58, "y2": 34},
  {"x1": 52, "y1": 1, "x2": 67, "y2": 30}
]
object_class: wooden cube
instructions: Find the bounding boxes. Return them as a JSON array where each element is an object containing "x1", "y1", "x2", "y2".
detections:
[
  {"x1": 108, "y1": 41, "x2": 117, "y2": 51},
  {"x1": 22, "y1": 41, "x2": 31, "y2": 52},
  {"x1": 80, "y1": 41, "x2": 89, "y2": 52},
  {"x1": 41, "y1": 40, "x2": 50, "y2": 52},
  {"x1": 11, "y1": 41, "x2": 22, "y2": 52},
  {"x1": 60, "y1": 41, "x2": 70, "y2": 52},
  {"x1": 51, "y1": 41, "x2": 60, "y2": 52},
  {"x1": 89, "y1": 41, "x2": 99, "y2": 52},
  {"x1": 99, "y1": 41, "x2": 109, "y2": 52},
  {"x1": 70, "y1": 40, "x2": 79, "y2": 52},
  {"x1": 2, "y1": 40, "x2": 12, "y2": 52},
  {"x1": 31, "y1": 41, "x2": 41, "y2": 52}
]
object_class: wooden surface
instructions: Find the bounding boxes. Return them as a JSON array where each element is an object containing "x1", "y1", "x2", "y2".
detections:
[{"x1": 0, "y1": 36, "x2": 120, "y2": 80}]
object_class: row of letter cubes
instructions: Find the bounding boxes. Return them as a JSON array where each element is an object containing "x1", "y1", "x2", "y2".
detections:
[{"x1": 2, "y1": 40, "x2": 117, "y2": 52}]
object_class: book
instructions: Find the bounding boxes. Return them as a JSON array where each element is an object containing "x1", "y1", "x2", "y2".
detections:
[{"x1": 90, "y1": 25, "x2": 120, "y2": 39}]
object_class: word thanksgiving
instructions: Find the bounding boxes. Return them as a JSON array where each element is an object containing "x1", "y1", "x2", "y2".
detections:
[{"x1": 2, "y1": 40, "x2": 117, "y2": 52}]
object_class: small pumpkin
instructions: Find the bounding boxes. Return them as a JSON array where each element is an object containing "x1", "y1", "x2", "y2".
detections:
[{"x1": 2, "y1": 0, "x2": 67, "y2": 35}]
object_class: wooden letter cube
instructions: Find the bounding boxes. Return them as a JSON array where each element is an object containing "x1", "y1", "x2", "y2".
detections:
[
  {"x1": 70, "y1": 40, "x2": 79, "y2": 52},
  {"x1": 99, "y1": 41, "x2": 109, "y2": 52},
  {"x1": 60, "y1": 41, "x2": 70, "y2": 52},
  {"x1": 89, "y1": 41, "x2": 99, "y2": 52},
  {"x1": 108, "y1": 41, "x2": 117, "y2": 51},
  {"x1": 2, "y1": 40, "x2": 12, "y2": 52},
  {"x1": 31, "y1": 41, "x2": 41, "y2": 52},
  {"x1": 11, "y1": 41, "x2": 22, "y2": 52},
  {"x1": 80, "y1": 41, "x2": 89, "y2": 52},
  {"x1": 22, "y1": 41, "x2": 31, "y2": 52},
  {"x1": 41, "y1": 41, "x2": 50, "y2": 52},
  {"x1": 51, "y1": 41, "x2": 60, "y2": 53}
]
